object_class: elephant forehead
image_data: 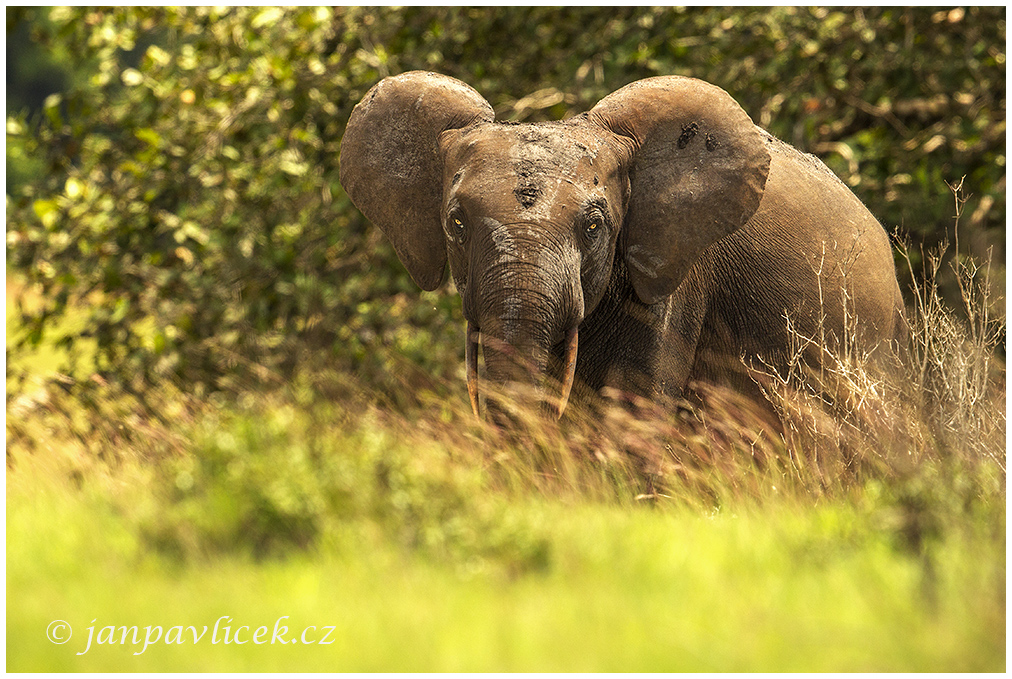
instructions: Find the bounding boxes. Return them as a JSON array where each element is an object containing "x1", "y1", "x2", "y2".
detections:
[
  {"x1": 509, "y1": 125, "x2": 591, "y2": 163},
  {"x1": 513, "y1": 124, "x2": 605, "y2": 174},
  {"x1": 452, "y1": 124, "x2": 605, "y2": 219},
  {"x1": 454, "y1": 127, "x2": 588, "y2": 171}
]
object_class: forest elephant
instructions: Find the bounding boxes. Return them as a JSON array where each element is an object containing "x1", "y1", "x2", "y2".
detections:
[{"x1": 339, "y1": 71, "x2": 906, "y2": 423}]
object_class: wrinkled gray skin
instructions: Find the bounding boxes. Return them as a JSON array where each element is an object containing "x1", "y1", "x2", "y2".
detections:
[{"x1": 340, "y1": 72, "x2": 906, "y2": 422}]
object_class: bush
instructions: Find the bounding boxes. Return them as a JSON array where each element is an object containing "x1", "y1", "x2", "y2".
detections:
[{"x1": 6, "y1": 7, "x2": 1005, "y2": 395}]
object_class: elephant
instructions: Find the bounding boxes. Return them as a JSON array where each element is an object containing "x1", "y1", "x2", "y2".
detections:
[{"x1": 339, "y1": 71, "x2": 906, "y2": 422}]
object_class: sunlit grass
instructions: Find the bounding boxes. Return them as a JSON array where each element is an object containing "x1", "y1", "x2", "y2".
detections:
[
  {"x1": 7, "y1": 437, "x2": 1004, "y2": 672},
  {"x1": 7, "y1": 371, "x2": 1005, "y2": 672}
]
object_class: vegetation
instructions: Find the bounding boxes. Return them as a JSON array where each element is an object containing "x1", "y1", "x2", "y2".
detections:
[
  {"x1": 6, "y1": 7, "x2": 1005, "y2": 672},
  {"x1": 6, "y1": 6, "x2": 1005, "y2": 393},
  {"x1": 5, "y1": 245, "x2": 1006, "y2": 669}
]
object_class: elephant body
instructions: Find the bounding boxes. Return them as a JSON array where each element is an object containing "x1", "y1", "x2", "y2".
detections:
[
  {"x1": 339, "y1": 72, "x2": 906, "y2": 420},
  {"x1": 576, "y1": 131, "x2": 906, "y2": 402}
]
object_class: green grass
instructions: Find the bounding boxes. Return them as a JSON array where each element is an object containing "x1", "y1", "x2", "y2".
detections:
[
  {"x1": 7, "y1": 394, "x2": 1005, "y2": 672},
  {"x1": 8, "y1": 449, "x2": 1004, "y2": 672},
  {"x1": 6, "y1": 270, "x2": 1005, "y2": 672}
]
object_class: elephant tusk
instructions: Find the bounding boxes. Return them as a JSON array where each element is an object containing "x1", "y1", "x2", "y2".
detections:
[
  {"x1": 465, "y1": 321, "x2": 480, "y2": 418},
  {"x1": 555, "y1": 326, "x2": 579, "y2": 419}
]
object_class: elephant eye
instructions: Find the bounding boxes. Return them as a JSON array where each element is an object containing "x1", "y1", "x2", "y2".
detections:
[
  {"x1": 580, "y1": 201, "x2": 609, "y2": 244},
  {"x1": 449, "y1": 214, "x2": 467, "y2": 243}
]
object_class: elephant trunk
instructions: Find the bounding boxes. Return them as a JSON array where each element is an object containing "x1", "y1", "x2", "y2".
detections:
[
  {"x1": 465, "y1": 250, "x2": 582, "y2": 422},
  {"x1": 468, "y1": 321, "x2": 578, "y2": 424}
]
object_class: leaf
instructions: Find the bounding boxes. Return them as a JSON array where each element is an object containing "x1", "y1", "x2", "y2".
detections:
[
  {"x1": 65, "y1": 178, "x2": 85, "y2": 199},
  {"x1": 251, "y1": 7, "x2": 283, "y2": 29},
  {"x1": 32, "y1": 199, "x2": 61, "y2": 230},
  {"x1": 121, "y1": 68, "x2": 144, "y2": 86},
  {"x1": 135, "y1": 128, "x2": 162, "y2": 148}
]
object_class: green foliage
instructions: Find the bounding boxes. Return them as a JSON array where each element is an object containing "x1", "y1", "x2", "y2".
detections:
[
  {"x1": 6, "y1": 7, "x2": 71, "y2": 192},
  {"x1": 6, "y1": 7, "x2": 1005, "y2": 394},
  {"x1": 141, "y1": 400, "x2": 550, "y2": 573}
]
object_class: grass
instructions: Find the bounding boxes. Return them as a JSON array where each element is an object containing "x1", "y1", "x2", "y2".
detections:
[
  {"x1": 7, "y1": 383, "x2": 1004, "y2": 671},
  {"x1": 6, "y1": 218, "x2": 1006, "y2": 672},
  {"x1": 7, "y1": 430, "x2": 1004, "y2": 672}
]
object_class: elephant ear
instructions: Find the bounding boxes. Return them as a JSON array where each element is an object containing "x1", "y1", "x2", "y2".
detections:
[
  {"x1": 339, "y1": 71, "x2": 495, "y2": 290},
  {"x1": 589, "y1": 76, "x2": 771, "y2": 304}
]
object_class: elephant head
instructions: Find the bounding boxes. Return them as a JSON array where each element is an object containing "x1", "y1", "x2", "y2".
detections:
[{"x1": 340, "y1": 71, "x2": 771, "y2": 419}]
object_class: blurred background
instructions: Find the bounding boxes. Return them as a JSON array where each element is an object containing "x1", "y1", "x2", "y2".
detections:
[{"x1": 6, "y1": 6, "x2": 1006, "y2": 400}]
